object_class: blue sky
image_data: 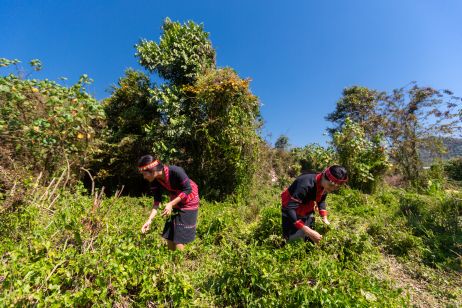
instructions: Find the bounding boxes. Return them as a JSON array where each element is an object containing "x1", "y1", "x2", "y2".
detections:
[{"x1": 1, "y1": 0, "x2": 462, "y2": 147}]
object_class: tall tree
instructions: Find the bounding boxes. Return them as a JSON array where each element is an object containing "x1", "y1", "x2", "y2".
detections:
[
  {"x1": 380, "y1": 83, "x2": 461, "y2": 184},
  {"x1": 101, "y1": 18, "x2": 261, "y2": 199},
  {"x1": 275, "y1": 135, "x2": 290, "y2": 151},
  {"x1": 326, "y1": 86, "x2": 385, "y2": 138}
]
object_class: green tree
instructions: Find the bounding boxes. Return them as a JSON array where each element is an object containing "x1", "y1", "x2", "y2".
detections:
[
  {"x1": 0, "y1": 58, "x2": 105, "y2": 179},
  {"x1": 326, "y1": 86, "x2": 384, "y2": 138},
  {"x1": 183, "y1": 68, "x2": 261, "y2": 199},
  {"x1": 290, "y1": 144, "x2": 336, "y2": 173},
  {"x1": 136, "y1": 17, "x2": 216, "y2": 86},
  {"x1": 91, "y1": 69, "x2": 157, "y2": 193},
  {"x1": 380, "y1": 84, "x2": 461, "y2": 186},
  {"x1": 275, "y1": 135, "x2": 290, "y2": 151},
  {"x1": 333, "y1": 118, "x2": 390, "y2": 193},
  {"x1": 101, "y1": 18, "x2": 261, "y2": 200}
]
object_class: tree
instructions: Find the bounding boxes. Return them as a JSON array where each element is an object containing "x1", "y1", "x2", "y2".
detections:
[
  {"x1": 100, "y1": 18, "x2": 262, "y2": 200},
  {"x1": 290, "y1": 144, "x2": 336, "y2": 173},
  {"x1": 136, "y1": 17, "x2": 216, "y2": 86},
  {"x1": 274, "y1": 135, "x2": 290, "y2": 151},
  {"x1": 183, "y1": 68, "x2": 261, "y2": 199},
  {"x1": 91, "y1": 69, "x2": 158, "y2": 193},
  {"x1": 0, "y1": 58, "x2": 105, "y2": 179},
  {"x1": 333, "y1": 118, "x2": 390, "y2": 193},
  {"x1": 380, "y1": 83, "x2": 461, "y2": 185},
  {"x1": 326, "y1": 86, "x2": 384, "y2": 138}
]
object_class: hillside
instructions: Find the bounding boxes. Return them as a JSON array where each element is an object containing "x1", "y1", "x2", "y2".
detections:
[
  {"x1": 1, "y1": 186, "x2": 460, "y2": 306},
  {"x1": 421, "y1": 137, "x2": 462, "y2": 164}
]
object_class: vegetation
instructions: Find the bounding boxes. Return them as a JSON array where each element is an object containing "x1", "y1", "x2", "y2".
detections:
[{"x1": 1, "y1": 181, "x2": 460, "y2": 306}]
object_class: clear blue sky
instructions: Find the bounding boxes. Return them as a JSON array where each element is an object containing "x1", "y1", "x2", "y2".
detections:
[{"x1": 1, "y1": 0, "x2": 462, "y2": 147}]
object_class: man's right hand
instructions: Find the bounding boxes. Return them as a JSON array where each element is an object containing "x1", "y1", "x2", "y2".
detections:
[
  {"x1": 304, "y1": 228, "x2": 322, "y2": 244},
  {"x1": 141, "y1": 220, "x2": 152, "y2": 234}
]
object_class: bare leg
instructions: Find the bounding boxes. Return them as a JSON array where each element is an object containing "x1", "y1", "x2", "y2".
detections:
[{"x1": 175, "y1": 243, "x2": 185, "y2": 251}]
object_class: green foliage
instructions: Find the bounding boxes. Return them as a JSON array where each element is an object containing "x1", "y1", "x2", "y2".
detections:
[
  {"x1": 182, "y1": 68, "x2": 261, "y2": 199},
  {"x1": 95, "y1": 19, "x2": 261, "y2": 199},
  {"x1": 2, "y1": 182, "x2": 461, "y2": 306},
  {"x1": 98, "y1": 19, "x2": 261, "y2": 200},
  {"x1": 445, "y1": 157, "x2": 462, "y2": 181},
  {"x1": 291, "y1": 143, "x2": 337, "y2": 172},
  {"x1": 327, "y1": 83, "x2": 462, "y2": 188},
  {"x1": 0, "y1": 59, "x2": 105, "y2": 179},
  {"x1": 380, "y1": 84, "x2": 461, "y2": 186},
  {"x1": 333, "y1": 118, "x2": 390, "y2": 193},
  {"x1": 91, "y1": 69, "x2": 156, "y2": 193},
  {"x1": 136, "y1": 17, "x2": 216, "y2": 86},
  {"x1": 274, "y1": 135, "x2": 290, "y2": 151},
  {"x1": 326, "y1": 85, "x2": 384, "y2": 138}
]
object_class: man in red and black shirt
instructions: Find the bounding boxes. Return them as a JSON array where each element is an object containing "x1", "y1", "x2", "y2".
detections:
[{"x1": 281, "y1": 165, "x2": 348, "y2": 243}]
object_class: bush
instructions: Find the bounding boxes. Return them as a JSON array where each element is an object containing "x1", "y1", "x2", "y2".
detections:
[
  {"x1": 445, "y1": 157, "x2": 462, "y2": 181},
  {"x1": 0, "y1": 58, "x2": 105, "y2": 180},
  {"x1": 333, "y1": 118, "x2": 390, "y2": 193}
]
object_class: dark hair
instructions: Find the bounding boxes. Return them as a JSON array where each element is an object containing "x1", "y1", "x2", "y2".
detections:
[
  {"x1": 325, "y1": 165, "x2": 348, "y2": 181},
  {"x1": 138, "y1": 155, "x2": 163, "y2": 171}
]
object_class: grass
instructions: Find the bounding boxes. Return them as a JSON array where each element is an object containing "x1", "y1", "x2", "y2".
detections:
[{"x1": 0, "y1": 185, "x2": 460, "y2": 307}]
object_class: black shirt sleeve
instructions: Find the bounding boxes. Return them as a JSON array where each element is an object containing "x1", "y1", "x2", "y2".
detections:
[
  {"x1": 169, "y1": 166, "x2": 192, "y2": 201},
  {"x1": 318, "y1": 193, "x2": 328, "y2": 217},
  {"x1": 284, "y1": 177, "x2": 309, "y2": 224},
  {"x1": 151, "y1": 181, "x2": 163, "y2": 207}
]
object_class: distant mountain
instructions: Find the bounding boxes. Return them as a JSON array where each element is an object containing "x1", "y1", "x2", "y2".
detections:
[{"x1": 420, "y1": 137, "x2": 462, "y2": 164}]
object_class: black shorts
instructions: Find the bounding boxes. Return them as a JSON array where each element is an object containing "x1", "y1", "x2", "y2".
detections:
[
  {"x1": 282, "y1": 211, "x2": 315, "y2": 242},
  {"x1": 162, "y1": 208, "x2": 198, "y2": 244}
]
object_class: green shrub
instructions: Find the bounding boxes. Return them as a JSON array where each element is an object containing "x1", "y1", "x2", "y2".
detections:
[
  {"x1": 0, "y1": 58, "x2": 105, "y2": 180},
  {"x1": 445, "y1": 157, "x2": 462, "y2": 181}
]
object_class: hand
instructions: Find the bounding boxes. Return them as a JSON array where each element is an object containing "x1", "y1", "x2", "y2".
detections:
[
  {"x1": 305, "y1": 228, "x2": 322, "y2": 244},
  {"x1": 322, "y1": 217, "x2": 330, "y2": 225},
  {"x1": 141, "y1": 220, "x2": 151, "y2": 233},
  {"x1": 162, "y1": 203, "x2": 173, "y2": 217}
]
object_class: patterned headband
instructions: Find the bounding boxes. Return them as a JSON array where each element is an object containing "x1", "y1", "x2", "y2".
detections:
[
  {"x1": 324, "y1": 167, "x2": 348, "y2": 185},
  {"x1": 138, "y1": 160, "x2": 160, "y2": 172}
]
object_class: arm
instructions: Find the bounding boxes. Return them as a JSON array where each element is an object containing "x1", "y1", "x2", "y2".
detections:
[
  {"x1": 141, "y1": 203, "x2": 160, "y2": 233},
  {"x1": 170, "y1": 166, "x2": 192, "y2": 204},
  {"x1": 161, "y1": 195, "x2": 182, "y2": 217},
  {"x1": 285, "y1": 203, "x2": 322, "y2": 244},
  {"x1": 141, "y1": 183, "x2": 162, "y2": 233},
  {"x1": 318, "y1": 194, "x2": 330, "y2": 225}
]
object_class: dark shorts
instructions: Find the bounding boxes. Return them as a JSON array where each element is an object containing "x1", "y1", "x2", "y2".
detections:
[
  {"x1": 162, "y1": 208, "x2": 198, "y2": 244},
  {"x1": 282, "y1": 211, "x2": 315, "y2": 242}
]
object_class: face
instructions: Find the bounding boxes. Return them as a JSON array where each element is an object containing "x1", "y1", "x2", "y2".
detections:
[
  {"x1": 141, "y1": 170, "x2": 156, "y2": 182},
  {"x1": 321, "y1": 177, "x2": 341, "y2": 193}
]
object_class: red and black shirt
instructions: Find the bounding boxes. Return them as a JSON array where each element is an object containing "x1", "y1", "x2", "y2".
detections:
[
  {"x1": 151, "y1": 165, "x2": 199, "y2": 210},
  {"x1": 281, "y1": 173, "x2": 328, "y2": 229}
]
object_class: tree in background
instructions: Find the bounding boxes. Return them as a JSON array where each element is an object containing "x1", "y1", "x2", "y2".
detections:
[
  {"x1": 136, "y1": 18, "x2": 216, "y2": 86},
  {"x1": 380, "y1": 84, "x2": 461, "y2": 186},
  {"x1": 274, "y1": 135, "x2": 290, "y2": 152},
  {"x1": 326, "y1": 86, "x2": 384, "y2": 138},
  {"x1": 91, "y1": 69, "x2": 157, "y2": 194},
  {"x1": 0, "y1": 58, "x2": 105, "y2": 179},
  {"x1": 183, "y1": 68, "x2": 261, "y2": 199},
  {"x1": 99, "y1": 18, "x2": 261, "y2": 200},
  {"x1": 444, "y1": 157, "x2": 462, "y2": 182},
  {"x1": 290, "y1": 144, "x2": 336, "y2": 174},
  {"x1": 327, "y1": 83, "x2": 461, "y2": 188},
  {"x1": 333, "y1": 118, "x2": 390, "y2": 193}
]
